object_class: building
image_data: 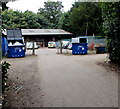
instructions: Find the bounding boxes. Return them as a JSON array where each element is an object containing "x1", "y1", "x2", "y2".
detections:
[{"x1": 3, "y1": 29, "x2": 73, "y2": 47}]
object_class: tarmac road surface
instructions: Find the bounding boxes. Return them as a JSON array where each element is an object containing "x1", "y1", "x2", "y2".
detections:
[{"x1": 4, "y1": 48, "x2": 118, "y2": 107}]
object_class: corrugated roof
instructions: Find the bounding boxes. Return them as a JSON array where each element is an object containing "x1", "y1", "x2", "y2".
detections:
[
  {"x1": 1, "y1": 0, "x2": 16, "y2": 2},
  {"x1": 22, "y1": 29, "x2": 72, "y2": 35},
  {"x1": 3, "y1": 29, "x2": 73, "y2": 36}
]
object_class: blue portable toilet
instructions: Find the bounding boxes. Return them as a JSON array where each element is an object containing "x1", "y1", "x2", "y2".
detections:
[
  {"x1": 2, "y1": 37, "x2": 8, "y2": 56},
  {"x1": 7, "y1": 29, "x2": 25, "y2": 58},
  {"x1": 72, "y1": 37, "x2": 88, "y2": 55}
]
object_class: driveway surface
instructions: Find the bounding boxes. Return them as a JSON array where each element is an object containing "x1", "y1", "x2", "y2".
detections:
[{"x1": 3, "y1": 48, "x2": 118, "y2": 107}]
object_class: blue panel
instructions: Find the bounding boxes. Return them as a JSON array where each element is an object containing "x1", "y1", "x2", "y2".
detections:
[
  {"x1": 7, "y1": 46, "x2": 25, "y2": 58},
  {"x1": 72, "y1": 43, "x2": 88, "y2": 55},
  {"x1": 2, "y1": 37, "x2": 8, "y2": 56}
]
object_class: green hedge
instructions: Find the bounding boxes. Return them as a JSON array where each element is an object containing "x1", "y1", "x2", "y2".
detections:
[{"x1": 101, "y1": 2, "x2": 120, "y2": 64}]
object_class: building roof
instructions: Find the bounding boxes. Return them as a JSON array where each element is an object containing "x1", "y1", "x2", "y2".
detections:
[
  {"x1": 1, "y1": 0, "x2": 16, "y2": 2},
  {"x1": 3, "y1": 29, "x2": 73, "y2": 36}
]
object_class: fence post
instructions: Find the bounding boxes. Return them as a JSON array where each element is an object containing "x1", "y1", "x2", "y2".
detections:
[
  {"x1": 32, "y1": 42, "x2": 35, "y2": 55},
  {"x1": 60, "y1": 41, "x2": 62, "y2": 54}
]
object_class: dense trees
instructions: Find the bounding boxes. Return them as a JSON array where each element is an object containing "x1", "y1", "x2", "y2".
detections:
[
  {"x1": 58, "y1": 11, "x2": 72, "y2": 32},
  {"x1": 2, "y1": 2, "x2": 102, "y2": 35},
  {"x1": 2, "y1": 10, "x2": 49, "y2": 29},
  {"x1": 58, "y1": 2, "x2": 103, "y2": 36},
  {"x1": 68, "y1": 2, "x2": 103, "y2": 36},
  {"x1": 2, "y1": 1, "x2": 64, "y2": 29}
]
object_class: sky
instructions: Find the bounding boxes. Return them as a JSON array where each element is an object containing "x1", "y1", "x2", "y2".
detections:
[{"x1": 7, "y1": 0, "x2": 76, "y2": 13}]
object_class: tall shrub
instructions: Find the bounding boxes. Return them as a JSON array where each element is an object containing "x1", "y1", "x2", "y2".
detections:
[{"x1": 101, "y1": 2, "x2": 120, "y2": 64}]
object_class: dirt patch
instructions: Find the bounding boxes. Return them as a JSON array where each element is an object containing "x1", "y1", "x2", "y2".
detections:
[
  {"x1": 97, "y1": 61, "x2": 120, "y2": 74},
  {"x1": 2, "y1": 54, "x2": 42, "y2": 107},
  {"x1": 4, "y1": 79, "x2": 23, "y2": 107},
  {"x1": 57, "y1": 53, "x2": 72, "y2": 56}
]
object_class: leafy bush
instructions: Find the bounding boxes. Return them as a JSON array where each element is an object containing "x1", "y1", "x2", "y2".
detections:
[
  {"x1": 2, "y1": 61, "x2": 10, "y2": 106},
  {"x1": 101, "y1": 2, "x2": 120, "y2": 64}
]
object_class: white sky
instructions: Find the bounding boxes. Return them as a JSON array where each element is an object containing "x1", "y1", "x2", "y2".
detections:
[{"x1": 7, "y1": 0, "x2": 76, "y2": 13}]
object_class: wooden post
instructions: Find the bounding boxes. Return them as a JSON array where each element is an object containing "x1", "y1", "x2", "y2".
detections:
[
  {"x1": 24, "y1": 41, "x2": 26, "y2": 52},
  {"x1": 56, "y1": 41, "x2": 60, "y2": 54},
  {"x1": 32, "y1": 41, "x2": 35, "y2": 55},
  {"x1": 60, "y1": 41, "x2": 62, "y2": 54},
  {"x1": 43, "y1": 38, "x2": 45, "y2": 47}
]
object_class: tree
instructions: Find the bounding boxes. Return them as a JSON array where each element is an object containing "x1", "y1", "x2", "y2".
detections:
[
  {"x1": 36, "y1": 13, "x2": 51, "y2": 29},
  {"x1": 69, "y1": 2, "x2": 103, "y2": 36},
  {"x1": 38, "y1": 1, "x2": 64, "y2": 28},
  {"x1": 101, "y1": 2, "x2": 120, "y2": 64},
  {"x1": 58, "y1": 11, "x2": 72, "y2": 32},
  {"x1": 22, "y1": 10, "x2": 41, "y2": 29},
  {"x1": 2, "y1": 10, "x2": 25, "y2": 29}
]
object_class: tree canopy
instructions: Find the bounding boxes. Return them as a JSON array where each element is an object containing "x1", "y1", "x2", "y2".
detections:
[
  {"x1": 2, "y1": 10, "x2": 51, "y2": 29},
  {"x1": 68, "y1": 2, "x2": 103, "y2": 36},
  {"x1": 38, "y1": 1, "x2": 64, "y2": 29},
  {"x1": 2, "y1": 1, "x2": 64, "y2": 29},
  {"x1": 58, "y1": 11, "x2": 72, "y2": 32}
]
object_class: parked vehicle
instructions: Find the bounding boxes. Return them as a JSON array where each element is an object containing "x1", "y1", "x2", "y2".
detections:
[
  {"x1": 62, "y1": 41, "x2": 69, "y2": 48},
  {"x1": 48, "y1": 41, "x2": 56, "y2": 48},
  {"x1": 67, "y1": 42, "x2": 72, "y2": 50},
  {"x1": 36, "y1": 41, "x2": 43, "y2": 48},
  {"x1": 26, "y1": 42, "x2": 38, "y2": 49}
]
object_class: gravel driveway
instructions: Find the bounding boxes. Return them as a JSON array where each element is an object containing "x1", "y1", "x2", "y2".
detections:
[{"x1": 3, "y1": 48, "x2": 118, "y2": 107}]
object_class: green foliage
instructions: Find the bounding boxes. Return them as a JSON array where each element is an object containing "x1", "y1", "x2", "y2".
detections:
[
  {"x1": 69, "y1": 2, "x2": 103, "y2": 36},
  {"x1": 2, "y1": 1, "x2": 64, "y2": 29},
  {"x1": 101, "y1": 2, "x2": 120, "y2": 64},
  {"x1": 2, "y1": 61, "x2": 11, "y2": 105},
  {"x1": 2, "y1": 10, "x2": 23, "y2": 29},
  {"x1": 38, "y1": 1, "x2": 64, "y2": 28},
  {"x1": 1, "y1": 1, "x2": 64, "y2": 30},
  {"x1": 22, "y1": 10, "x2": 41, "y2": 29},
  {"x1": 58, "y1": 12, "x2": 72, "y2": 32},
  {"x1": 2, "y1": 61, "x2": 10, "y2": 94},
  {"x1": 2, "y1": 10, "x2": 51, "y2": 29}
]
